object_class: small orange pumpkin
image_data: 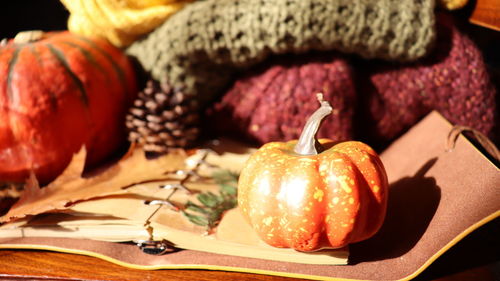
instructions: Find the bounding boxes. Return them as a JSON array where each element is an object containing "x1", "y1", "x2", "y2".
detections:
[
  {"x1": 0, "y1": 31, "x2": 137, "y2": 185},
  {"x1": 238, "y1": 94, "x2": 388, "y2": 251}
]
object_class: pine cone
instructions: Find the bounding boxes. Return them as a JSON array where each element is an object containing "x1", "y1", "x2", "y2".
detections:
[{"x1": 126, "y1": 80, "x2": 200, "y2": 153}]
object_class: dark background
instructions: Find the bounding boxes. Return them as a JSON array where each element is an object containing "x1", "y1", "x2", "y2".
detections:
[{"x1": 0, "y1": 0, "x2": 69, "y2": 39}]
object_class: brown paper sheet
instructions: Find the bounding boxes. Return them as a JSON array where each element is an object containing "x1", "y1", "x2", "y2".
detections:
[{"x1": 1, "y1": 111, "x2": 499, "y2": 280}]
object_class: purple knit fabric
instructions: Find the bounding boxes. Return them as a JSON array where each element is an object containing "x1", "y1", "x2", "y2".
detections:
[
  {"x1": 357, "y1": 13, "x2": 497, "y2": 145},
  {"x1": 207, "y1": 14, "x2": 497, "y2": 147},
  {"x1": 206, "y1": 54, "x2": 356, "y2": 144}
]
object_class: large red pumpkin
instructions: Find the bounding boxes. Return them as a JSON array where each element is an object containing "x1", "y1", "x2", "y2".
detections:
[
  {"x1": 0, "y1": 31, "x2": 137, "y2": 185},
  {"x1": 238, "y1": 94, "x2": 388, "y2": 251}
]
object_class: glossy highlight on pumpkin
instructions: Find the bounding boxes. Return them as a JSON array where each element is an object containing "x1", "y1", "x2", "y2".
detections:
[
  {"x1": 0, "y1": 31, "x2": 137, "y2": 185},
  {"x1": 238, "y1": 140, "x2": 388, "y2": 251}
]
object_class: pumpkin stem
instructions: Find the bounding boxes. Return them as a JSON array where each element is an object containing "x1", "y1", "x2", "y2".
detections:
[
  {"x1": 294, "y1": 93, "x2": 332, "y2": 156},
  {"x1": 13, "y1": 31, "x2": 45, "y2": 44}
]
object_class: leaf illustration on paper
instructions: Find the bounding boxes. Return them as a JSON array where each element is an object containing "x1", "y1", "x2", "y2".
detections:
[{"x1": 0, "y1": 145, "x2": 187, "y2": 224}]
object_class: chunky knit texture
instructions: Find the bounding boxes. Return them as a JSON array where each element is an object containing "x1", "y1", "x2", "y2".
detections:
[
  {"x1": 126, "y1": 0, "x2": 436, "y2": 106},
  {"x1": 356, "y1": 13, "x2": 497, "y2": 146},
  {"x1": 207, "y1": 14, "x2": 497, "y2": 147},
  {"x1": 206, "y1": 53, "x2": 356, "y2": 144},
  {"x1": 61, "y1": 0, "x2": 193, "y2": 47}
]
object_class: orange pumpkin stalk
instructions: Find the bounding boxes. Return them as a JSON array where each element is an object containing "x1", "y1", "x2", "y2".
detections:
[
  {"x1": 238, "y1": 93, "x2": 388, "y2": 251},
  {"x1": 0, "y1": 31, "x2": 137, "y2": 185}
]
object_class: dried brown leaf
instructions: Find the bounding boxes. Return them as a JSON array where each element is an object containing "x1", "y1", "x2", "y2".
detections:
[{"x1": 0, "y1": 145, "x2": 186, "y2": 223}]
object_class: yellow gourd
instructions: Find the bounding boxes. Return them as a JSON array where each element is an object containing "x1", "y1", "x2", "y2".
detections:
[{"x1": 60, "y1": 0, "x2": 194, "y2": 47}]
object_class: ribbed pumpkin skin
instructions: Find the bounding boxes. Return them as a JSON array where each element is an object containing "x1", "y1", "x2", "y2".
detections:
[
  {"x1": 238, "y1": 140, "x2": 388, "y2": 251},
  {"x1": 0, "y1": 31, "x2": 137, "y2": 184}
]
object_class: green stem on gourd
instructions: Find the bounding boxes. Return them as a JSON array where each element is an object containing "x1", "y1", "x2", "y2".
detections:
[{"x1": 293, "y1": 93, "x2": 333, "y2": 156}]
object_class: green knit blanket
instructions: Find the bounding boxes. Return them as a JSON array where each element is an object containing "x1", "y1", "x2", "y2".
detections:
[{"x1": 126, "y1": 0, "x2": 436, "y2": 105}]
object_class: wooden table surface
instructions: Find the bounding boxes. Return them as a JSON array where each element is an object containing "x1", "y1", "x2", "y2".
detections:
[
  {"x1": 0, "y1": 219, "x2": 498, "y2": 281},
  {"x1": 0, "y1": 249, "x2": 496, "y2": 281}
]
